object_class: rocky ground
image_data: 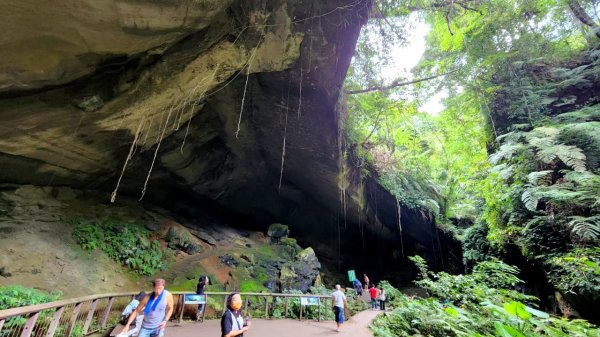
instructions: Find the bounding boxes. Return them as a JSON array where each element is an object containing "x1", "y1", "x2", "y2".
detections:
[{"x1": 0, "y1": 185, "x2": 321, "y2": 299}]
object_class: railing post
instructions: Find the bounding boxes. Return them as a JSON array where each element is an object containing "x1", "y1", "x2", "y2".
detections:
[
  {"x1": 222, "y1": 295, "x2": 228, "y2": 315},
  {"x1": 202, "y1": 294, "x2": 208, "y2": 323},
  {"x1": 100, "y1": 297, "x2": 114, "y2": 328},
  {"x1": 46, "y1": 307, "x2": 65, "y2": 337},
  {"x1": 20, "y1": 311, "x2": 40, "y2": 337},
  {"x1": 318, "y1": 297, "x2": 321, "y2": 322},
  {"x1": 67, "y1": 303, "x2": 83, "y2": 337},
  {"x1": 178, "y1": 295, "x2": 185, "y2": 323},
  {"x1": 284, "y1": 298, "x2": 288, "y2": 318},
  {"x1": 299, "y1": 301, "x2": 303, "y2": 321},
  {"x1": 82, "y1": 299, "x2": 98, "y2": 335},
  {"x1": 264, "y1": 296, "x2": 269, "y2": 319}
]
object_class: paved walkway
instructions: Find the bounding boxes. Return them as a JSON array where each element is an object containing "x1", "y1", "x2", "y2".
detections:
[{"x1": 164, "y1": 310, "x2": 382, "y2": 337}]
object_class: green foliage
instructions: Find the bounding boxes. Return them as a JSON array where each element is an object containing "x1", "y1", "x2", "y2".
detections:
[
  {"x1": 462, "y1": 221, "x2": 499, "y2": 269},
  {"x1": 0, "y1": 286, "x2": 61, "y2": 335},
  {"x1": 546, "y1": 247, "x2": 600, "y2": 301},
  {"x1": 371, "y1": 257, "x2": 600, "y2": 337},
  {"x1": 0, "y1": 285, "x2": 61, "y2": 310},
  {"x1": 269, "y1": 285, "x2": 366, "y2": 321},
  {"x1": 72, "y1": 220, "x2": 171, "y2": 275}
]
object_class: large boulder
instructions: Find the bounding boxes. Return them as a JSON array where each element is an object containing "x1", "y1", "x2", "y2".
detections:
[
  {"x1": 279, "y1": 247, "x2": 320, "y2": 292},
  {"x1": 267, "y1": 223, "x2": 290, "y2": 243}
]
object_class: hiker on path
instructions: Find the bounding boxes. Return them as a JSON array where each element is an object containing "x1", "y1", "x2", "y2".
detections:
[
  {"x1": 363, "y1": 274, "x2": 369, "y2": 290},
  {"x1": 379, "y1": 287, "x2": 386, "y2": 311},
  {"x1": 121, "y1": 291, "x2": 146, "y2": 323},
  {"x1": 221, "y1": 292, "x2": 251, "y2": 337},
  {"x1": 331, "y1": 284, "x2": 348, "y2": 332},
  {"x1": 122, "y1": 279, "x2": 174, "y2": 337},
  {"x1": 369, "y1": 284, "x2": 378, "y2": 310},
  {"x1": 119, "y1": 291, "x2": 146, "y2": 336},
  {"x1": 196, "y1": 275, "x2": 210, "y2": 320},
  {"x1": 353, "y1": 278, "x2": 362, "y2": 296}
]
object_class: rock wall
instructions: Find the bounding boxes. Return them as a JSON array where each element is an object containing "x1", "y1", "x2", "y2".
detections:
[{"x1": 0, "y1": 0, "x2": 454, "y2": 280}]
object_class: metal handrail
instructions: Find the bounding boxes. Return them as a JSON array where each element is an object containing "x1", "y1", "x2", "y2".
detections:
[
  {"x1": 0, "y1": 290, "x2": 334, "y2": 337},
  {"x1": 0, "y1": 291, "x2": 332, "y2": 319}
]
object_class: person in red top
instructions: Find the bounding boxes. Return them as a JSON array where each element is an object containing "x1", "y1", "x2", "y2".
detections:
[{"x1": 368, "y1": 284, "x2": 378, "y2": 310}]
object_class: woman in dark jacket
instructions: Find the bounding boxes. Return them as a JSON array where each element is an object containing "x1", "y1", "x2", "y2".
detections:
[
  {"x1": 196, "y1": 276, "x2": 210, "y2": 320},
  {"x1": 221, "y1": 292, "x2": 250, "y2": 337}
]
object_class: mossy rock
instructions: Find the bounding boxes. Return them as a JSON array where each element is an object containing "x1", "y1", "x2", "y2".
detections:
[
  {"x1": 267, "y1": 223, "x2": 289, "y2": 242},
  {"x1": 166, "y1": 226, "x2": 202, "y2": 254}
]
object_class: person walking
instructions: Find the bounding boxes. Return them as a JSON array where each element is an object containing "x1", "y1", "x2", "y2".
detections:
[
  {"x1": 379, "y1": 286, "x2": 386, "y2": 311},
  {"x1": 119, "y1": 291, "x2": 146, "y2": 336},
  {"x1": 353, "y1": 278, "x2": 362, "y2": 296},
  {"x1": 368, "y1": 284, "x2": 378, "y2": 310},
  {"x1": 121, "y1": 279, "x2": 174, "y2": 337},
  {"x1": 121, "y1": 291, "x2": 146, "y2": 323},
  {"x1": 331, "y1": 284, "x2": 347, "y2": 332},
  {"x1": 363, "y1": 274, "x2": 369, "y2": 290},
  {"x1": 221, "y1": 292, "x2": 251, "y2": 337},
  {"x1": 196, "y1": 275, "x2": 210, "y2": 320}
]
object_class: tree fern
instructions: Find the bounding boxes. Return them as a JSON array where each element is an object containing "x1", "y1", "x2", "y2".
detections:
[
  {"x1": 491, "y1": 163, "x2": 515, "y2": 180},
  {"x1": 554, "y1": 145, "x2": 587, "y2": 172},
  {"x1": 568, "y1": 216, "x2": 600, "y2": 243},
  {"x1": 489, "y1": 144, "x2": 525, "y2": 164},
  {"x1": 534, "y1": 144, "x2": 587, "y2": 171},
  {"x1": 522, "y1": 188, "x2": 539, "y2": 211},
  {"x1": 527, "y1": 170, "x2": 553, "y2": 186}
]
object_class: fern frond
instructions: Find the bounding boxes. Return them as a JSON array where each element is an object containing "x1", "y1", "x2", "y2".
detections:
[
  {"x1": 522, "y1": 188, "x2": 539, "y2": 211},
  {"x1": 531, "y1": 127, "x2": 560, "y2": 138},
  {"x1": 554, "y1": 145, "x2": 587, "y2": 172},
  {"x1": 527, "y1": 170, "x2": 553, "y2": 186},
  {"x1": 496, "y1": 131, "x2": 523, "y2": 144},
  {"x1": 491, "y1": 164, "x2": 515, "y2": 180},
  {"x1": 562, "y1": 171, "x2": 599, "y2": 185},
  {"x1": 568, "y1": 215, "x2": 600, "y2": 243},
  {"x1": 528, "y1": 136, "x2": 554, "y2": 149},
  {"x1": 535, "y1": 147, "x2": 558, "y2": 164},
  {"x1": 489, "y1": 144, "x2": 525, "y2": 164}
]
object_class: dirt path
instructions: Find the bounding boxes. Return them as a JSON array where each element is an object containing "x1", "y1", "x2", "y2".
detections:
[{"x1": 164, "y1": 310, "x2": 382, "y2": 337}]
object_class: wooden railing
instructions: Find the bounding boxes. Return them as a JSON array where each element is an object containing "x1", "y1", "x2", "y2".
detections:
[{"x1": 0, "y1": 291, "x2": 333, "y2": 337}]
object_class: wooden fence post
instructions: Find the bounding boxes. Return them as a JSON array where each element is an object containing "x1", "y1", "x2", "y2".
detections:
[
  {"x1": 45, "y1": 307, "x2": 65, "y2": 337},
  {"x1": 100, "y1": 297, "x2": 114, "y2": 328},
  {"x1": 66, "y1": 303, "x2": 83, "y2": 337},
  {"x1": 82, "y1": 299, "x2": 98, "y2": 334},
  {"x1": 178, "y1": 295, "x2": 185, "y2": 323},
  {"x1": 19, "y1": 312, "x2": 39, "y2": 337}
]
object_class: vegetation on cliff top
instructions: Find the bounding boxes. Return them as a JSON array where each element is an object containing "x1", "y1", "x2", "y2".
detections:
[{"x1": 345, "y1": 0, "x2": 600, "y2": 321}]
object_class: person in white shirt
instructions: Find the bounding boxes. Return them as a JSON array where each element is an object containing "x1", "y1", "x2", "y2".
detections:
[{"x1": 331, "y1": 285, "x2": 347, "y2": 332}]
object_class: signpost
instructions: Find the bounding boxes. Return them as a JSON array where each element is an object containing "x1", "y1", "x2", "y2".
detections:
[
  {"x1": 179, "y1": 294, "x2": 207, "y2": 323},
  {"x1": 347, "y1": 270, "x2": 356, "y2": 282}
]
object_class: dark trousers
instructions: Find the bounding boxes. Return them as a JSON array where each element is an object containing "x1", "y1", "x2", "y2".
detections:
[{"x1": 379, "y1": 300, "x2": 385, "y2": 310}]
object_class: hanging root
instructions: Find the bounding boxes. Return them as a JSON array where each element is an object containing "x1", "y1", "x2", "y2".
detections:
[
  {"x1": 297, "y1": 52, "x2": 303, "y2": 120},
  {"x1": 139, "y1": 105, "x2": 174, "y2": 201},
  {"x1": 235, "y1": 38, "x2": 263, "y2": 139},
  {"x1": 110, "y1": 117, "x2": 146, "y2": 203},
  {"x1": 181, "y1": 66, "x2": 220, "y2": 153},
  {"x1": 278, "y1": 106, "x2": 288, "y2": 192}
]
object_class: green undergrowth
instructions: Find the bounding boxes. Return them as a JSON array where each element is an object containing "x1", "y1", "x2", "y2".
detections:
[
  {"x1": 0, "y1": 285, "x2": 61, "y2": 310},
  {"x1": 72, "y1": 219, "x2": 172, "y2": 275},
  {"x1": 0, "y1": 286, "x2": 62, "y2": 337},
  {"x1": 371, "y1": 256, "x2": 600, "y2": 337}
]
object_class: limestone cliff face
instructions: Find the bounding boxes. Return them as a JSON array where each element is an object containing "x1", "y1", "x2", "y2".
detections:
[{"x1": 0, "y1": 0, "x2": 451, "y2": 272}]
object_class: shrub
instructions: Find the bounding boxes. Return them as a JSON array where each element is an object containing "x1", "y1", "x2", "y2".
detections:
[{"x1": 72, "y1": 220, "x2": 171, "y2": 275}]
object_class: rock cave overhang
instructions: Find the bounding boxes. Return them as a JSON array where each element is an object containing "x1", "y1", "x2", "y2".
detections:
[{"x1": 0, "y1": 0, "x2": 460, "y2": 277}]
